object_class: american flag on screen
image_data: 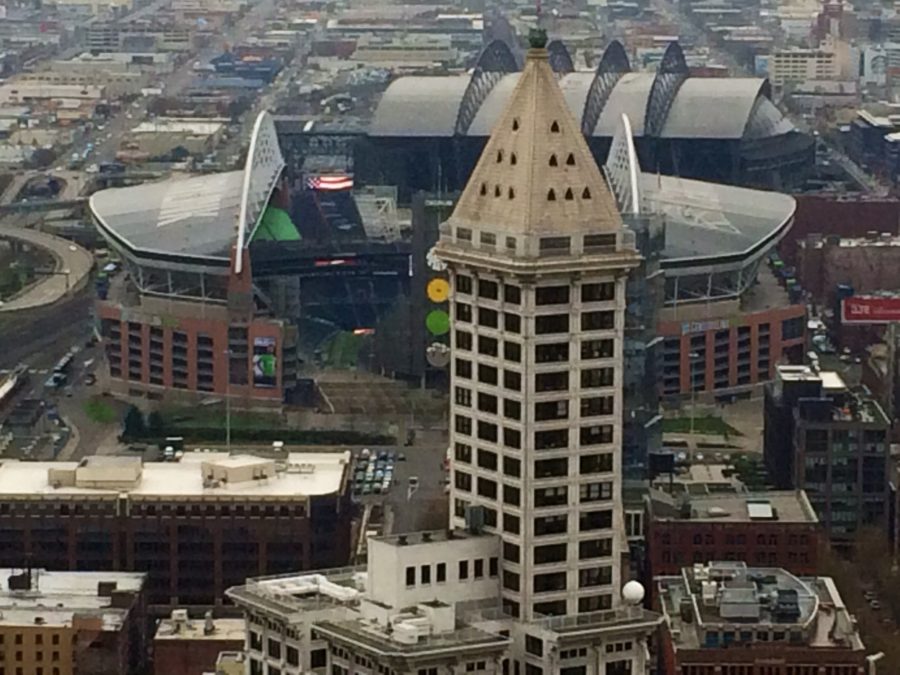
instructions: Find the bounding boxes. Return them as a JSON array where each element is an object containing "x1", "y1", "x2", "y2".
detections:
[{"x1": 306, "y1": 174, "x2": 354, "y2": 191}]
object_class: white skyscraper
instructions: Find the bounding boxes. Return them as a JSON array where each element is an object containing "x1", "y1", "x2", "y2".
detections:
[
  {"x1": 436, "y1": 32, "x2": 640, "y2": 622},
  {"x1": 230, "y1": 33, "x2": 663, "y2": 675}
]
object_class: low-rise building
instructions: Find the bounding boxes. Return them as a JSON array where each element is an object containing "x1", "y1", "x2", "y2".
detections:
[
  {"x1": 117, "y1": 119, "x2": 225, "y2": 161},
  {"x1": 797, "y1": 232, "x2": 900, "y2": 306},
  {"x1": 0, "y1": 452, "x2": 353, "y2": 606},
  {"x1": 0, "y1": 568, "x2": 148, "y2": 675},
  {"x1": 657, "y1": 562, "x2": 869, "y2": 674},
  {"x1": 229, "y1": 529, "x2": 662, "y2": 675},
  {"x1": 646, "y1": 490, "x2": 821, "y2": 580},
  {"x1": 153, "y1": 610, "x2": 245, "y2": 675},
  {"x1": 764, "y1": 365, "x2": 891, "y2": 547}
]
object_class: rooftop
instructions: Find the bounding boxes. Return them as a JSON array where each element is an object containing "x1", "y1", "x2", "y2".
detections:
[
  {"x1": 0, "y1": 451, "x2": 349, "y2": 498},
  {"x1": 649, "y1": 490, "x2": 819, "y2": 523},
  {"x1": 0, "y1": 569, "x2": 145, "y2": 630},
  {"x1": 154, "y1": 616, "x2": 246, "y2": 641},
  {"x1": 658, "y1": 562, "x2": 865, "y2": 652},
  {"x1": 373, "y1": 529, "x2": 494, "y2": 547}
]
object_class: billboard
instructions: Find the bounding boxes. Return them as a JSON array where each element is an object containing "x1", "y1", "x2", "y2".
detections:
[
  {"x1": 252, "y1": 337, "x2": 278, "y2": 388},
  {"x1": 841, "y1": 296, "x2": 900, "y2": 324}
]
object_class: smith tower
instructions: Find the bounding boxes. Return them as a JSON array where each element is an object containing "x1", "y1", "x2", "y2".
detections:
[{"x1": 436, "y1": 32, "x2": 640, "y2": 621}]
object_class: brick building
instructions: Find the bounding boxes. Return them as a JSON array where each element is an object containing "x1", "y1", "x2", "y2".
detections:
[
  {"x1": 0, "y1": 568, "x2": 148, "y2": 675},
  {"x1": 646, "y1": 490, "x2": 821, "y2": 581},
  {"x1": 658, "y1": 267, "x2": 806, "y2": 399},
  {"x1": 796, "y1": 232, "x2": 900, "y2": 305},
  {"x1": 0, "y1": 453, "x2": 352, "y2": 607},
  {"x1": 764, "y1": 365, "x2": 891, "y2": 548},
  {"x1": 657, "y1": 562, "x2": 869, "y2": 675},
  {"x1": 153, "y1": 610, "x2": 244, "y2": 675}
]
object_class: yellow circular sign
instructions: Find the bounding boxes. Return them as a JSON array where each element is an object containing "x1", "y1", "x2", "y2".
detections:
[{"x1": 426, "y1": 278, "x2": 450, "y2": 303}]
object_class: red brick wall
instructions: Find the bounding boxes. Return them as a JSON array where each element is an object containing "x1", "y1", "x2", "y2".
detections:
[
  {"x1": 647, "y1": 520, "x2": 820, "y2": 579},
  {"x1": 153, "y1": 637, "x2": 244, "y2": 675}
]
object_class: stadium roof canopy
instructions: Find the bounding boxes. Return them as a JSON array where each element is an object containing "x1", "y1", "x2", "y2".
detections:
[
  {"x1": 370, "y1": 40, "x2": 791, "y2": 142},
  {"x1": 90, "y1": 111, "x2": 285, "y2": 272}
]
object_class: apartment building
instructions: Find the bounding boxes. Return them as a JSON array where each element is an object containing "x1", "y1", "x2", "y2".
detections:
[
  {"x1": 0, "y1": 453, "x2": 352, "y2": 606},
  {"x1": 764, "y1": 365, "x2": 891, "y2": 547}
]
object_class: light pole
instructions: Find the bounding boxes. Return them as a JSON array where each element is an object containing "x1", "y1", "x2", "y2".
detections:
[{"x1": 688, "y1": 351, "x2": 701, "y2": 440}]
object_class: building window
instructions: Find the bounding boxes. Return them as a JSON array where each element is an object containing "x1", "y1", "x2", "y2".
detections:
[
  {"x1": 535, "y1": 428, "x2": 569, "y2": 450},
  {"x1": 474, "y1": 559, "x2": 484, "y2": 578},
  {"x1": 534, "y1": 515, "x2": 567, "y2": 536},
  {"x1": 478, "y1": 364, "x2": 498, "y2": 386},
  {"x1": 478, "y1": 449, "x2": 498, "y2": 470},
  {"x1": 504, "y1": 284, "x2": 521, "y2": 304},
  {"x1": 478, "y1": 392, "x2": 498, "y2": 414},
  {"x1": 534, "y1": 543, "x2": 567, "y2": 564},
  {"x1": 504, "y1": 369, "x2": 521, "y2": 391},
  {"x1": 477, "y1": 421, "x2": 498, "y2": 443},
  {"x1": 477, "y1": 477, "x2": 497, "y2": 499},
  {"x1": 535, "y1": 457, "x2": 568, "y2": 478},
  {"x1": 267, "y1": 638, "x2": 281, "y2": 659},
  {"x1": 581, "y1": 338, "x2": 613, "y2": 360},
  {"x1": 503, "y1": 512, "x2": 521, "y2": 534},
  {"x1": 503, "y1": 455, "x2": 521, "y2": 477},
  {"x1": 456, "y1": 330, "x2": 473, "y2": 350},
  {"x1": 406, "y1": 566, "x2": 415, "y2": 586},
  {"x1": 455, "y1": 471, "x2": 472, "y2": 491},
  {"x1": 478, "y1": 335, "x2": 499, "y2": 357},
  {"x1": 455, "y1": 443, "x2": 473, "y2": 463},
  {"x1": 457, "y1": 275, "x2": 473, "y2": 294},
  {"x1": 455, "y1": 386, "x2": 472, "y2": 407},
  {"x1": 581, "y1": 311, "x2": 614, "y2": 331},
  {"x1": 455, "y1": 415, "x2": 472, "y2": 436},
  {"x1": 421, "y1": 565, "x2": 431, "y2": 584},
  {"x1": 536, "y1": 314, "x2": 569, "y2": 334},
  {"x1": 504, "y1": 312, "x2": 521, "y2": 333},
  {"x1": 535, "y1": 485, "x2": 568, "y2": 507},
  {"x1": 536, "y1": 286, "x2": 570, "y2": 305},
  {"x1": 578, "y1": 594, "x2": 612, "y2": 613},
  {"x1": 580, "y1": 454, "x2": 613, "y2": 474},
  {"x1": 503, "y1": 399, "x2": 521, "y2": 420},
  {"x1": 578, "y1": 566, "x2": 612, "y2": 587},
  {"x1": 536, "y1": 371, "x2": 568, "y2": 392},
  {"x1": 579, "y1": 510, "x2": 612, "y2": 531},
  {"x1": 479, "y1": 279, "x2": 499, "y2": 299},
  {"x1": 535, "y1": 400, "x2": 568, "y2": 421},
  {"x1": 502, "y1": 428, "x2": 521, "y2": 456},
  {"x1": 504, "y1": 341, "x2": 521, "y2": 362},
  {"x1": 455, "y1": 358, "x2": 472, "y2": 379},
  {"x1": 456, "y1": 302, "x2": 472, "y2": 322},
  {"x1": 581, "y1": 368, "x2": 614, "y2": 388},
  {"x1": 579, "y1": 538, "x2": 613, "y2": 559},
  {"x1": 580, "y1": 425, "x2": 613, "y2": 445},
  {"x1": 536, "y1": 342, "x2": 568, "y2": 363},
  {"x1": 503, "y1": 570, "x2": 520, "y2": 591},
  {"x1": 534, "y1": 572, "x2": 567, "y2": 593},
  {"x1": 437, "y1": 562, "x2": 447, "y2": 582},
  {"x1": 581, "y1": 396, "x2": 614, "y2": 417},
  {"x1": 478, "y1": 307, "x2": 499, "y2": 328},
  {"x1": 580, "y1": 482, "x2": 612, "y2": 502},
  {"x1": 504, "y1": 541, "x2": 520, "y2": 562},
  {"x1": 526, "y1": 635, "x2": 544, "y2": 657},
  {"x1": 459, "y1": 560, "x2": 469, "y2": 580},
  {"x1": 503, "y1": 484, "x2": 521, "y2": 506},
  {"x1": 582, "y1": 282, "x2": 615, "y2": 302}
]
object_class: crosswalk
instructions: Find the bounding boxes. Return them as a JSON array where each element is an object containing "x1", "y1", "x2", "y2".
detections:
[{"x1": 27, "y1": 368, "x2": 50, "y2": 376}]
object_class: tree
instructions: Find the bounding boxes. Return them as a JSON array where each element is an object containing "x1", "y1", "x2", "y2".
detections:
[
  {"x1": 122, "y1": 405, "x2": 145, "y2": 439},
  {"x1": 146, "y1": 411, "x2": 165, "y2": 439}
]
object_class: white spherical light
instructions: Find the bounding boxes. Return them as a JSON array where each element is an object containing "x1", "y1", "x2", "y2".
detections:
[{"x1": 622, "y1": 580, "x2": 645, "y2": 606}]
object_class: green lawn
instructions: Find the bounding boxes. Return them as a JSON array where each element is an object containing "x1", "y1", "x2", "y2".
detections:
[
  {"x1": 662, "y1": 415, "x2": 741, "y2": 436},
  {"x1": 84, "y1": 398, "x2": 117, "y2": 424}
]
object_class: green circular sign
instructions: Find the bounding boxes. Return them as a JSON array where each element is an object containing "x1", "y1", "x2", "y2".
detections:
[{"x1": 426, "y1": 310, "x2": 450, "y2": 336}]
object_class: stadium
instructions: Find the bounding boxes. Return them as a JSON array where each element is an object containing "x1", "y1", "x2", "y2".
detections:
[
  {"x1": 88, "y1": 100, "x2": 804, "y2": 405},
  {"x1": 352, "y1": 41, "x2": 814, "y2": 200}
]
